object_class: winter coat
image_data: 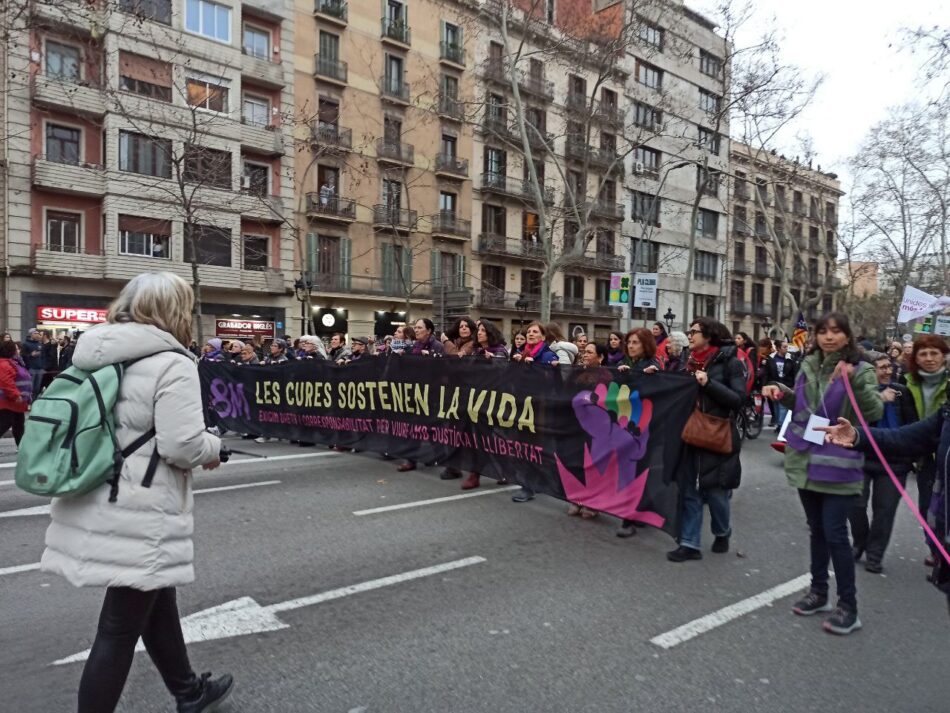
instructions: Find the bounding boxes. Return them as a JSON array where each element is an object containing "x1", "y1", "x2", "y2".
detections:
[
  {"x1": 865, "y1": 382, "x2": 917, "y2": 477},
  {"x1": 263, "y1": 352, "x2": 289, "y2": 365},
  {"x1": 0, "y1": 358, "x2": 28, "y2": 413},
  {"x1": 41, "y1": 323, "x2": 220, "y2": 590},
  {"x1": 474, "y1": 344, "x2": 509, "y2": 359},
  {"x1": 22, "y1": 338, "x2": 44, "y2": 370},
  {"x1": 764, "y1": 352, "x2": 798, "y2": 389},
  {"x1": 905, "y1": 370, "x2": 949, "y2": 419},
  {"x1": 619, "y1": 355, "x2": 661, "y2": 375},
  {"x1": 683, "y1": 344, "x2": 746, "y2": 491},
  {"x1": 443, "y1": 338, "x2": 476, "y2": 357},
  {"x1": 774, "y1": 351, "x2": 884, "y2": 496},
  {"x1": 549, "y1": 340, "x2": 578, "y2": 365},
  {"x1": 410, "y1": 335, "x2": 445, "y2": 356},
  {"x1": 58, "y1": 344, "x2": 74, "y2": 371},
  {"x1": 43, "y1": 341, "x2": 59, "y2": 371},
  {"x1": 329, "y1": 345, "x2": 352, "y2": 362},
  {"x1": 516, "y1": 341, "x2": 559, "y2": 365},
  {"x1": 663, "y1": 350, "x2": 687, "y2": 373}
]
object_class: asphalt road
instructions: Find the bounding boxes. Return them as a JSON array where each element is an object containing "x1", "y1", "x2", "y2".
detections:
[{"x1": 1, "y1": 434, "x2": 947, "y2": 713}]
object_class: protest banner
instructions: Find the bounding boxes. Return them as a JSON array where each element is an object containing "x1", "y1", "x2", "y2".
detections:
[{"x1": 200, "y1": 358, "x2": 698, "y2": 535}]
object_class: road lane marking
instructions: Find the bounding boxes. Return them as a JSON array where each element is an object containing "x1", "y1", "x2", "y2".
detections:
[
  {"x1": 0, "y1": 562, "x2": 41, "y2": 576},
  {"x1": 0, "y1": 479, "x2": 14, "y2": 485},
  {"x1": 0, "y1": 451, "x2": 338, "y2": 474},
  {"x1": 353, "y1": 486, "x2": 521, "y2": 516},
  {"x1": 55, "y1": 556, "x2": 487, "y2": 664},
  {"x1": 0, "y1": 480, "x2": 281, "y2": 518},
  {"x1": 649, "y1": 573, "x2": 812, "y2": 649}
]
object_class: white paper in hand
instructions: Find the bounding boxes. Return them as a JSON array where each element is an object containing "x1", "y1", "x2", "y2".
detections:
[{"x1": 804, "y1": 415, "x2": 830, "y2": 445}]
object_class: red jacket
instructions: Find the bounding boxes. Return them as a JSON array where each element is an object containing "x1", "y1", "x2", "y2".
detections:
[{"x1": 0, "y1": 359, "x2": 28, "y2": 413}]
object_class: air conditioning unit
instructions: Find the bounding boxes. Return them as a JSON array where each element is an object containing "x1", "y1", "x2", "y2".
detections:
[{"x1": 634, "y1": 161, "x2": 644, "y2": 174}]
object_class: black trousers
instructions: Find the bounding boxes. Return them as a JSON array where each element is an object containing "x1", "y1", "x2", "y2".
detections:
[
  {"x1": 78, "y1": 587, "x2": 199, "y2": 713},
  {"x1": 849, "y1": 469, "x2": 907, "y2": 564},
  {"x1": 0, "y1": 409, "x2": 25, "y2": 445}
]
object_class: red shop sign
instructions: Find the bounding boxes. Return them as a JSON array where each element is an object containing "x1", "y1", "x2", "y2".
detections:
[
  {"x1": 37, "y1": 306, "x2": 108, "y2": 324},
  {"x1": 215, "y1": 319, "x2": 276, "y2": 339}
]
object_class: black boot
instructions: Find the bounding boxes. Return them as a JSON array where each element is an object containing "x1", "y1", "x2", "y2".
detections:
[{"x1": 177, "y1": 672, "x2": 234, "y2": 713}]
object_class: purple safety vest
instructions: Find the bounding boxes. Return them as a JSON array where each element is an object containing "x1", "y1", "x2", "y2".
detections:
[{"x1": 785, "y1": 370, "x2": 865, "y2": 483}]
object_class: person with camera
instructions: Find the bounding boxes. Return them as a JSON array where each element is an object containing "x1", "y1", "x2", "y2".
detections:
[{"x1": 40, "y1": 272, "x2": 232, "y2": 713}]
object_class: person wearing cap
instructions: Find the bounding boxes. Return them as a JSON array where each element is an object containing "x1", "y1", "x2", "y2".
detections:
[
  {"x1": 297, "y1": 335, "x2": 328, "y2": 360},
  {"x1": 263, "y1": 339, "x2": 289, "y2": 365},
  {"x1": 227, "y1": 340, "x2": 245, "y2": 363},
  {"x1": 346, "y1": 337, "x2": 369, "y2": 362},
  {"x1": 200, "y1": 338, "x2": 225, "y2": 362}
]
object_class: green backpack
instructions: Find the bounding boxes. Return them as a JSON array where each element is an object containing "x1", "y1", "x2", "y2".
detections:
[{"x1": 15, "y1": 357, "x2": 165, "y2": 502}]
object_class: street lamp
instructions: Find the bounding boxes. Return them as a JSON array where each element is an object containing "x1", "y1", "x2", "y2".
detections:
[
  {"x1": 515, "y1": 293, "x2": 529, "y2": 330},
  {"x1": 664, "y1": 307, "x2": 676, "y2": 332},
  {"x1": 293, "y1": 274, "x2": 314, "y2": 334}
]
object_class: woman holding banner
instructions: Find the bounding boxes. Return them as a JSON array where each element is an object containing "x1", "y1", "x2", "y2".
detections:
[
  {"x1": 396, "y1": 319, "x2": 445, "y2": 473},
  {"x1": 762, "y1": 312, "x2": 883, "y2": 635}
]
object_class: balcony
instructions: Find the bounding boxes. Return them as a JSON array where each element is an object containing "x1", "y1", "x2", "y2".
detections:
[
  {"x1": 373, "y1": 205, "x2": 417, "y2": 231},
  {"x1": 309, "y1": 123, "x2": 352, "y2": 152},
  {"x1": 809, "y1": 272, "x2": 823, "y2": 287},
  {"x1": 473, "y1": 289, "x2": 620, "y2": 318},
  {"x1": 482, "y1": 113, "x2": 516, "y2": 142},
  {"x1": 305, "y1": 194, "x2": 357, "y2": 222},
  {"x1": 476, "y1": 233, "x2": 544, "y2": 262},
  {"x1": 733, "y1": 260, "x2": 750, "y2": 274},
  {"x1": 376, "y1": 139, "x2": 414, "y2": 166},
  {"x1": 752, "y1": 303, "x2": 770, "y2": 316},
  {"x1": 792, "y1": 201, "x2": 807, "y2": 216},
  {"x1": 734, "y1": 187, "x2": 751, "y2": 201},
  {"x1": 594, "y1": 100, "x2": 623, "y2": 128},
  {"x1": 589, "y1": 200, "x2": 624, "y2": 221},
  {"x1": 31, "y1": 244, "x2": 105, "y2": 278},
  {"x1": 754, "y1": 262, "x2": 770, "y2": 278},
  {"x1": 242, "y1": 51, "x2": 283, "y2": 88},
  {"x1": 431, "y1": 211, "x2": 471, "y2": 240},
  {"x1": 524, "y1": 124, "x2": 554, "y2": 152},
  {"x1": 482, "y1": 58, "x2": 508, "y2": 83},
  {"x1": 32, "y1": 156, "x2": 105, "y2": 196},
  {"x1": 440, "y1": 41, "x2": 465, "y2": 67},
  {"x1": 239, "y1": 120, "x2": 284, "y2": 156},
  {"x1": 381, "y1": 17, "x2": 411, "y2": 46},
  {"x1": 437, "y1": 94, "x2": 464, "y2": 121},
  {"x1": 809, "y1": 238, "x2": 822, "y2": 253},
  {"x1": 380, "y1": 77, "x2": 411, "y2": 104},
  {"x1": 434, "y1": 153, "x2": 468, "y2": 179},
  {"x1": 734, "y1": 221, "x2": 752, "y2": 236},
  {"x1": 31, "y1": 73, "x2": 105, "y2": 117},
  {"x1": 240, "y1": 268, "x2": 286, "y2": 294},
  {"x1": 479, "y1": 172, "x2": 554, "y2": 204},
  {"x1": 731, "y1": 300, "x2": 752, "y2": 314},
  {"x1": 314, "y1": 0, "x2": 347, "y2": 25},
  {"x1": 314, "y1": 55, "x2": 348, "y2": 85},
  {"x1": 564, "y1": 250, "x2": 625, "y2": 272},
  {"x1": 310, "y1": 272, "x2": 431, "y2": 299},
  {"x1": 518, "y1": 72, "x2": 554, "y2": 100}
]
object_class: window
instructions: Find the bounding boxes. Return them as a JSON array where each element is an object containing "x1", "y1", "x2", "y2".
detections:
[
  {"x1": 119, "y1": 0, "x2": 172, "y2": 24},
  {"x1": 187, "y1": 77, "x2": 229, "y2": 112},
  {"x1": 243, "y1": 24, "x2": 270, "y2": 59},
  {"x1": 631, "y1": 190, "x2": 660, "y2": 226},
  {"x1": 119, "y1": 52, "x2": 172, "y2": 101},
  {"x1": 382, "y1": 179, "x2": 402, "y2": 210},
  {"x1": 523, "y1": 212, "x2": 540, "y2": 242},
  {"x1": 693, "y1": 294, "x2": 718, "y2": 319},
  {"x1": 698, "y1": 167, "x2": 721, "y2": 197},
  {"x1": 46, "y1": 124, "x2": 80, "y2": 164},
  {"x1": 242, "y1": 161, "x2": 269, "y2": 197},
  {"x1": 752, "y1": 282, "x2": 765, "y2": 306},
  {"x1": 697, "y1": 127, "x2": 720, "y2": 154},
  {"x1": 699, "y1": 50, "x2": 722, "y2": 78},
  {"x1": 697, "y1": 209, "x2": 719, "y2": 239},
  {"x1": 484, "y1": 147, "x2": 506, "y2": 176},
  {"x1": 441, "y1": 133, "x2": 457, "y2": 158},
  {"x1": 825, "y1": 201, "x2": 836, "y2": 224},
  {"x1": 439, "y1": 191, "x2": 457, "y2": 214},
  {"x1": 482, "y1": 264, "x2": 505, "y2": 291},
  {"x1": 319, "y1": 30, "x2": 340, "y2": 63},
  {"x1": 699, "y1": 89, "x2": 721, "y2": 115},
  {"x1": 184, "y1": 224, "x2": 232, "y2": 266},
  {"x1": 522, "y1": 269, "x2": 542, "y2": 296},
  {"x1": 633, "y1": 146, "x2": 660, "y2": 173},
  {"x1": 243, "y1": 234, "x2": 269, "y2": 270},
  {"x1": 636, "y1": 61, "x2": 662, "y2": 89},
  {"x1": 730, "y1": 281, "x2": 744, "y2": 305},
  {"x1": 564, "y1": 275, "x2": 584, "y2": 299},
  {"x1": 46, "y1": 211, "x2": 80, "y2": 253},
  {"x1": 595, "y1": 278, "x2": 610, "y2": 304},
  {"x1": 45, "y1": 41, "x2": 80, "y2": 81},
  {"x1": 119, "y1": 131, "x2": 171, "y2": 178},
  {"x1": 482, "y1": 204, "x2": 505, "y2": 235},
  {"x1": 184, "y1": 145, "x2": 232, "y2": 189},
  {"x1": 185, "y1": 0, "x2": 231, "y2": 43},
  {"x1": 443, "y1": 21, "x2": 461, "y2": 48},
  {"x1": 119, "y1": 216, "x2": 170, "y2": 258},
  {"x1": 633, "y1": 101, "x2": 662, "y2": 129},
  {"x1": 546, "y1": 0, "x2": 555, "y2": 24},
  {"x1": 638, "y1": 21, "x2": 663, "y2": 50},
  {"x1": 595, "y1": 229, "x2": 614, "y2": 255},
  {"x1": 694, "y1": 251, "x2": 719, "y2": 281},
  {"x1": 242, "y1": 93, "x2": 270, "y2": 126},
  {"x1": 384, "y1": 54, "x2": 404, "y2": 93},
  {"x1": 632, "y1": 240, "x2": 659, "y2": 272},
  {"x1": 756, "y1": 178, "x2": 769, "y2": 205}
]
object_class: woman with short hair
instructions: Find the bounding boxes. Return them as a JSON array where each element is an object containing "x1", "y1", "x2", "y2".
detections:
[{"x1": 41, "y1": 272, "x2": 232, "y2": 713}]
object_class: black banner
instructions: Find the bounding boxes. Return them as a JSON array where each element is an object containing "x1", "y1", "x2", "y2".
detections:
[{"x1": 200, "y1": 358, "x2": 698, "y2": 536}]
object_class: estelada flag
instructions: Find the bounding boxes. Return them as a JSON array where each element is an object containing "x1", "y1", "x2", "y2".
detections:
[{"x1": 792, "y1": 312, "x2": 808, "y2": 350}]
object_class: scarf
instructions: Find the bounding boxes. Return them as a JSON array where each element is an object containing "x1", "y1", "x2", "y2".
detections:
[
  {"x1": 687, "y1": 346, "x2": 718, "y2": 373},
  {"x1": 523, "y1": 340, "x2": 544, "y2": 360},
  {"x1": 606, "y1": 349, "x2": 624, "y2": 365},
  {"x1": 877, "y1": 383, "x2": 900, "y2": 429},
  {"x1": 919, "y1": 367, "x2": 948, "y2": 415}
]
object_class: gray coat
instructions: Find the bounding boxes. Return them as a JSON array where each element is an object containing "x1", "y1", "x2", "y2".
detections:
[{"x1": 41, "y1": 322, "x2": 220, "y2": 590}]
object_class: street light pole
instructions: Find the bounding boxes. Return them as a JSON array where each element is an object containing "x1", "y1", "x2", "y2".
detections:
[{"x1": 293, "y1": 274, "x2": 314, "y2": 335}]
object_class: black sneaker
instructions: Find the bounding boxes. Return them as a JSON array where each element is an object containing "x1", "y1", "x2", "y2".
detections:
[
  {"x1": 711, "y1": 536, "x2": 730, "y2": 553},
  {"x1": 177, "y1": 672, "x2": 234, "y2": 713},
  {"x1": 666, "y1": 546, "x2": 702, "y2": 562},
  {"x1": 864, "y1": 560, "x2": 884, "y2": 574},
  {"x1": 823, "y1": 605, "x2": 862, "y2": 635},
  {"x1": 440, "y1": 468, "x2": 462, "y2": 480},
  {"x1": 616, "y1": 523, "x2": 636, "y2": 538},
  {"x1": 792, "y1": 591, "x2": 832, "y2": 616},
  {"x1": 511, "y1": 488, "x2": 534, "y2": 503}
]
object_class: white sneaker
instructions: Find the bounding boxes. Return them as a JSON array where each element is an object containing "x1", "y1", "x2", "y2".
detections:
[{"x1": 254, "y1": 436, "x2": 270, "y2": 443}]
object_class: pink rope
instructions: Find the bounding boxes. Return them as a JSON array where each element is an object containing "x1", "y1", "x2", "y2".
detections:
[{"x1": 840, "y1": 371, "x2": 950, "y2": 566}]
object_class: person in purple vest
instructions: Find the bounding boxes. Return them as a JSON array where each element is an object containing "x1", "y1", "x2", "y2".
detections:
[{"x1": 762, "y1": 312, "x2": 884, "y2": 635}]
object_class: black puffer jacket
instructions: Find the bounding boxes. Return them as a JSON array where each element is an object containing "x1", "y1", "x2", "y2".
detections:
[{"x1": 685, "y1": 343, "x2": 747, "y2": 490}]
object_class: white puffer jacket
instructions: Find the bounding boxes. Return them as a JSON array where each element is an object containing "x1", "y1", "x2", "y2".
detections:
[
  {"x1": 549, "y1": 341, "x2": 579, "y2": 365},
  {"x1": 41, "y1": 322, "x2": 220, "y2": 590}
]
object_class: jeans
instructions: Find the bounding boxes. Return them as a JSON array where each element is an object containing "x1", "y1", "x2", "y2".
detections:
[
  {"x1": 679, "y1": 480, "x2": 731, "y2": 550},
  {"x1": 0, "y1": 410, "x2": 25, "y2": 445},
  {"x1": 848, "y1": 469, "x2": 906, "y2": 564},
  {"x1": 29, "y1": 368, "x2": 44, "y2": 397},
  {"x1": 78, "y1": 587, "x2": 200, "y2": 713},
  {"x1": 917, "y1": 458, "x2": 937, "y2": 552},
  {"x1": 799, "y1": 489, "x2": 859, "y2": 609},
  {"x1": 774, "y1": 402, "x2": 789, "y2": 429}
]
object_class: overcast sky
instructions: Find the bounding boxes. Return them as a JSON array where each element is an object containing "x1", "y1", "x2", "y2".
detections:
[{"x1": 698, "y1": 0, "x2": 949, "y2": 192}]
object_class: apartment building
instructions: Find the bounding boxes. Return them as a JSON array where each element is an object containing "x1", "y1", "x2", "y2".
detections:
[
  {"x1": 727, "y1": 140, "x2": 843, "y2": 341},
  {"x1": 1, "y1": 0, "x2": 295, "y2": 340}
]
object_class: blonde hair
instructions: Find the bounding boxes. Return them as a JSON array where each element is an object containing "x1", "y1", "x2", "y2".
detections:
[{"x1": 107, "y1": 272, "x2": 195, "y2": 346}]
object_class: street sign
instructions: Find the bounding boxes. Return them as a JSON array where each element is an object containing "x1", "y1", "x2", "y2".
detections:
[
  {"x1": 608, "y1": 273, "x2": 631, "y2": 306},
  {"x1": 633, "y1": 273, "x2": 659, "y2": 308}
]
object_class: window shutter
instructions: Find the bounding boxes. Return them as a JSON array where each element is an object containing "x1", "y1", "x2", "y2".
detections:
[
  {"x1": 456, "y1": 254, "x2": 466, "y2": 289},
  {"x1": 339, "y1": 237, "x2": 351, "y2": 290},
  {"x1": 306, "y1": 233, "x2": 318, "y2": 278},
  {"x1": 440, "y1": 20, "x2": 446, "y2": 43},
  {"x1": 403, "y1": 247, "x2": 413, "y2": 287},
  {"x1": 382, "y1": 243, "x2": 394, "y2": 289},
  {"x1": 430, "y1": 249, "x2": 442, "y2": 287}
]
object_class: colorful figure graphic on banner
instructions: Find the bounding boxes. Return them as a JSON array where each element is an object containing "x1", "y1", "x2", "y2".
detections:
[
  {"x1": 555, "y1": 382, "x2": 665, "y2": 527},
  {"x1": 792, "y1": 312, "x2": 808, "y2": 351}
]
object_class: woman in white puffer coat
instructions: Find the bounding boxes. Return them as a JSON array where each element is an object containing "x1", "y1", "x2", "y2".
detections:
[{"x1": 41, "y1": 272, "x2": 234, "y2": 713}]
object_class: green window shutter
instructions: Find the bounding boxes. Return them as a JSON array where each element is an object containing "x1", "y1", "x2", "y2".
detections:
[
  {"x1": 440, "y1": 20, "x2": 446, "y2": 43},
  {"x1": 339, "y1": 237, "x2": 351, "y2": 291},
  {"x1": 306, "y1": 233, "x2": 318, "y2": 279},
  {"x1": 430, "y1": 249, "x2": 441, "y2": 287},
  {"x1": 403, "y1": 247, "x2": 413, "y2": 287},
  {"x1": 382, "y1": 243, "x2": 394, "y2": 291},
  {"x1": 456, "y1": 254, "x2": 466, "y2": 289}
]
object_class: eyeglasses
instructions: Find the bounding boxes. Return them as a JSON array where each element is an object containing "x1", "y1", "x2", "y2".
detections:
[{"x1": 686, "y1": 329, "x2": 703, "y2": 336}]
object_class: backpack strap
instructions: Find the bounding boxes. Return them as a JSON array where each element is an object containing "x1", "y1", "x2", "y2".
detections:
[{"x1": 140, "y1": 447, "x2": 162, "y2": 489}]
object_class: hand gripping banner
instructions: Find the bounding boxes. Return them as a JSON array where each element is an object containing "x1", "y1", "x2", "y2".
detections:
[{"x1": 200, "y1": 358, "x2": 698, "y2": 536}]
